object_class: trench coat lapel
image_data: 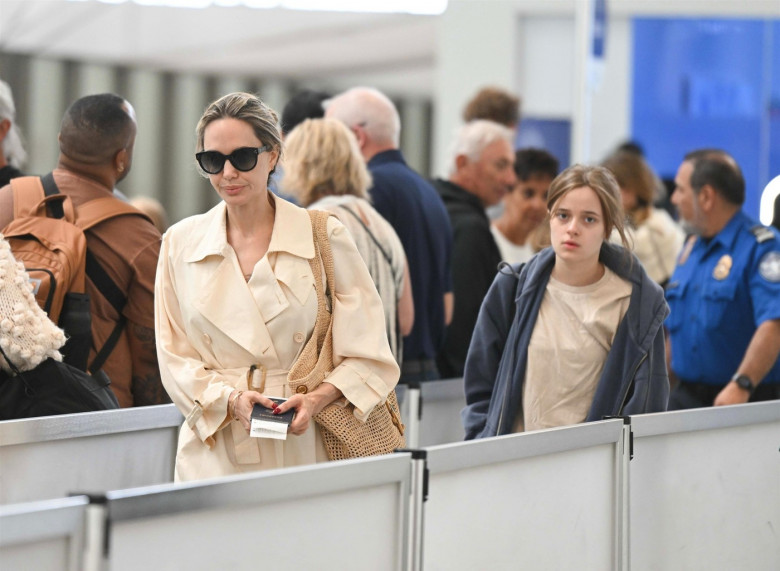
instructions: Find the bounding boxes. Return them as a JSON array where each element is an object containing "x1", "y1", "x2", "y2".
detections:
[
  {"x1": 184, "y1": 202, "x2": 279, "y2": 361},
  {"x1": 192, "y1": 255, "x2": 279, "y2": 360}
]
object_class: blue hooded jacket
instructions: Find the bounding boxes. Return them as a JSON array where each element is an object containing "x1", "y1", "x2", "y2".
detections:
[{"x1": 462, "y1": 242, "x2": 670, "y2": 439}]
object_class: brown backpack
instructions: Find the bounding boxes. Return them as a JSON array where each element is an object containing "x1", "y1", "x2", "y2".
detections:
[{"x1": 2, "y1": 173, "x2": 151, "y2": 373}]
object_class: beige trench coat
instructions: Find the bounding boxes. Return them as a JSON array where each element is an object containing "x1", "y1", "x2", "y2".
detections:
[{"x1": 155, "y1": 195, "x2": 399, "y2": 481}]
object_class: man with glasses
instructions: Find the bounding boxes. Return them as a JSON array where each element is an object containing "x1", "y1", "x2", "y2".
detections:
[
  {"x1": 325, "y1": 87, "x2": 454, "y2": 383},
  {"x1": 0, "y1": 93, "x2": 167, "y2": 408}
]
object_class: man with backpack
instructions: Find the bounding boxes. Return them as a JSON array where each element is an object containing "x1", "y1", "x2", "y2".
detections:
[{"x1": 0, "y1": 93, "x2": 167, "y2": 407}]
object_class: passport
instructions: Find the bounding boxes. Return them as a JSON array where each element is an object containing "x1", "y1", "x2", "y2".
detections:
[{"x1": 250, "y1": 398, "x2": 295, "y2": 440}]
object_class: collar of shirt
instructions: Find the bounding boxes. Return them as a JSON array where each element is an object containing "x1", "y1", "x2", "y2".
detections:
[
  {"x1": 185, "y1": 192, "x2": 316, "y2": 263},
  {"x1": 367, "y1": 149, "x2": 405, "y2": 168},
  {"x1": 702, "y1": 210, "x2": 748, "y2": 254},
  {"x1": 435, "y1": 178, "x2": 488, "y2": 214},
  {"x1": 52, "y1": 168, "x2": 114, "y2": 200}
]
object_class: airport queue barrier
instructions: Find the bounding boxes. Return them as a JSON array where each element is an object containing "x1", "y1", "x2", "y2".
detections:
[
  {"x1": 396, "y1": 378, "x2": 467, "y2": 448},
  {"x1": 629, "y1": 401, "x2": 780, "y2": 571},
  {"x1": 0, "y1": 404, "x2": 182, "y2": 505},
  {"x1": 1, "y1": 399, "x2": 778, "y2": 570},
  {"x1": 0, "y1": 379, "x2": 465, "y2": 506}
]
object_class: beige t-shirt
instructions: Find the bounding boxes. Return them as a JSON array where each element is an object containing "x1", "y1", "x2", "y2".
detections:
[{"x1": 516, "y1": 266, "x2": 632, "y2": 433}]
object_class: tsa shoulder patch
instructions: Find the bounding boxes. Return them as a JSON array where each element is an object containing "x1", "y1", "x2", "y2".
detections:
[
  {"x1": 750, "y1": 225, "x2": 775, "y2": 244},
  {"x1": 758, "y1": 251, "x2": 780, "y2": 282}
]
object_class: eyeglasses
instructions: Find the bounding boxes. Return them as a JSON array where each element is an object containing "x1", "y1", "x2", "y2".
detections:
[{"x1": 195, "y1": 145, "x2": 269, "y2": 174}]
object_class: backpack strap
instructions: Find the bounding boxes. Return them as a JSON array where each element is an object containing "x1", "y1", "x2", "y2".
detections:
[
  {"x1": 9, "y1": 176, "x2": 45, "y2": 218},
  {"x1": 71, "y1": 196, "x2": 151, "y2": 374},
  {"x1": 32, "y1": 174, "x2": 151, "y2": 374},
  {"x1": 10, "y1": 173, "x2": 79, "y2": 222}
]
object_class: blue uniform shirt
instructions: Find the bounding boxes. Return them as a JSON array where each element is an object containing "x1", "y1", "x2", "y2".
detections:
[{"x1": 666, "y1": 211, "x2": 780, "y2": 385}]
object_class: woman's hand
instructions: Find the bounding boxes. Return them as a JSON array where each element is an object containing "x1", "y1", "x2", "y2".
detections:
[
  {"x1": 230, "y1": 390, "x2": 277, "y2": 433},
  {"x1": 275, "y1": 382, "x2": 343, "y2": 435}
]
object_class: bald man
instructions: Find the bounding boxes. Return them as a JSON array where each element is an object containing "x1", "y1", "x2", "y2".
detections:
[{"x1": 0, "y1": 93, "x2": 167, "y2": 407}]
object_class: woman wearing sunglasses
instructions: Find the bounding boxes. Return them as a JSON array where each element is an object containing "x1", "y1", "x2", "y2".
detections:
[{"x1": 154, "y1": 92, "x2": 399, "y2": 481}]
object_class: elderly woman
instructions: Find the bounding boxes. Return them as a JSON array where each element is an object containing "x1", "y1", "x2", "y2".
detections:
[
  {"x1": 463, "y1": 165, "x2": 669, "y2": 439},
  {"x1": 282, "y1": 118, "x2": 413, "y2": 365},
  {"x1": 602, "y1": 151, "x2": 684, "y2": 287},
  {"x1": 155, "y1": 93, "x2": 399, "y2": 481}
]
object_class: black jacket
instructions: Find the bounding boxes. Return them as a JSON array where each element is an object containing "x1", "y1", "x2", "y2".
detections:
[{"x1": 433, "y1": 178, "x2": 502, "y2": 379}]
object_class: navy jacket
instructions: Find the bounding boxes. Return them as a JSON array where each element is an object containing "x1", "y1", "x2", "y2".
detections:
[{"x1": 462, "y1": 242, "x2": 670, "y2": 440}]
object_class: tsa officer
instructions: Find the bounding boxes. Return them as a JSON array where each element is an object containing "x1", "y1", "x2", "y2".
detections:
[{"x1": 665, "y1": 149, "x2": 780, "y2": 409}]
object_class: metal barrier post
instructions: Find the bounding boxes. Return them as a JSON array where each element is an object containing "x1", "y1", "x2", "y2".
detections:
[
  {"x1": 614, "y1": 418, "x2": 632, "y2": 571},
  {"x1": 399, "y1": 449, "x2": 428, "y2": 571}
]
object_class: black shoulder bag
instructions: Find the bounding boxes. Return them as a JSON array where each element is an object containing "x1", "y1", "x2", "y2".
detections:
[{"x1": 0, "y1": 344, "x2": 120, "y2": 421}]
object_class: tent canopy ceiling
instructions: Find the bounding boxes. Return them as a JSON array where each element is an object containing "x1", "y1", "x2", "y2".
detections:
[{"x1": 0, "y1": 0, "x2": 438, "y2": 97}]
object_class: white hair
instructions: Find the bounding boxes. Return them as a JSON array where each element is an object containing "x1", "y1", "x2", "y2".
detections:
[
  {"x1": 0, "y1": 80, "x2": 27, "y2": 169},
  {"x1": 447, "y1": 120, "x2": 514, "y2": 177},
  {"x1": 324, "y1": 87, "x2": 401, "y2": 148}
]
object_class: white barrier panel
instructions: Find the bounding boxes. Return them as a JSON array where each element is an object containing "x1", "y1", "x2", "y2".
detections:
[
  {"x1": 397, "y1": 378, "x2": 466, "y2": 448},
  {"x1": 102, "y1": 453, "x2": 412, "y2": 571},
  {"x1": 0, "y1": 404, "x2": 182, "y2": 505},
  {"x1": 422, "y1": 419, "x2": 625, "y2": 570},
  {"x1": 630, "y1": 401, "x2": 780, "y2": 571},
  {"x1": 418, "y1": 378, "x2": 466, "y2": 447},
  {"x1": 0, "y1": 495, "x2": 88, "y2": 571}
]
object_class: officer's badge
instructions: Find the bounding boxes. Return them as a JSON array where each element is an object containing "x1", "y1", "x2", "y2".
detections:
[
  {"x1": 758, "y1": 251, "x2": 780, "y2": 282},
  {"x1": 713, "y1": 254, "x2": 732, "y2": 280}
]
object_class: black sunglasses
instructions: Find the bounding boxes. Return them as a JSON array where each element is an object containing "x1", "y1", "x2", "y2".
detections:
[{"x1": 195, "y1": 145, "x2": 270, "y2": 174}]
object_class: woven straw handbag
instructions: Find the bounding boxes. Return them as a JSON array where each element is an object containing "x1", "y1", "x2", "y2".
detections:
[{"x1": 287, "y1": 210, "x2": 405, "y2": 460}]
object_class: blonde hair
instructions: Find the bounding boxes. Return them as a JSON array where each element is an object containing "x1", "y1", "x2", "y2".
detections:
[
  {"x1": 282, "y1": 118, "x2": 372, "y2": 206},
  {"x1": 547, "y1": 164, "x2": 630, "y2": 250}
]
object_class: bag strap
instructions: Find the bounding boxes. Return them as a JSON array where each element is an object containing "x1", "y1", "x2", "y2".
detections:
[
  {"x1": 39, "y1": 174, "x2": 142, "y2": 373},
  {"x1": 0, "y1": 343, "x2": 23, "y2": 378},
  {"x1": 308, "y1": 210, "x2": 336, "y2": 306},
  {"x1": 9, "y1": 175, "x2": 76, "y2": 222},
  {"x1": 336, "y1": 204, "x2": 394, "y2": 268},
  {"x1": 9, "y1": 175, "x2": 45, "y2": 218},
  {"x1": 336, "y1": 204, "x2": 403, "y2": 358},
  {"x1": 286, "y1": 210, "x2": 336, "y2": 394}
]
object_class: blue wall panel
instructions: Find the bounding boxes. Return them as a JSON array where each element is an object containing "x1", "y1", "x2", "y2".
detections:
[{"x1": 632, "y1": 18, "x2": 777, "y2": 219}]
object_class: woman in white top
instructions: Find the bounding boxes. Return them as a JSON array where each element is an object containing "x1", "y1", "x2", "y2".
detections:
[
  {"x1": 155, "y1": 94, "x2": 399, "y2": 481},
  {"x1": 602, "y1": 150, "x2": 684, "y2": 287},
  {"x1": 282, "y1": 118, "x2": 413, "y2": 366}
]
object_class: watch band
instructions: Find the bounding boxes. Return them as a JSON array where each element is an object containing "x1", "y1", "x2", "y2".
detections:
[{"x1": 731, "y1": 374, "x2": 755, "y2": 394}]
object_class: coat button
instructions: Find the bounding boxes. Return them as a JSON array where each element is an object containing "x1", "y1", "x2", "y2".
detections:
[
  {"x1": 294, "y1": 332, "x2": 305, "y2": 343},
  {"x1": 296, "y1": 385, "x2": 308, "y2": 394},
  {"x1": 202, "y1": 333, "x2": 212, "y2": 346}
]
